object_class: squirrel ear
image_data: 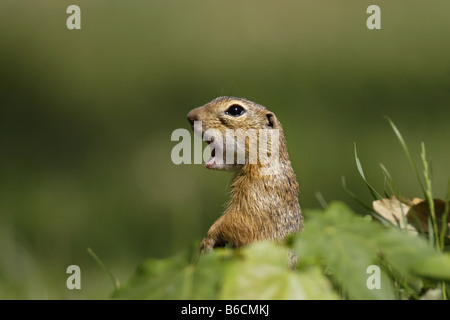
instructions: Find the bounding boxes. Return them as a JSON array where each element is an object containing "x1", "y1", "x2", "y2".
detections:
[{"x1": 265, "y1": 112, "x2": 278, "y2": 129}]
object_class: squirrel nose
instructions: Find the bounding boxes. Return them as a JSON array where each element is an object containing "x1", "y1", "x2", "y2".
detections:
[{"x1": 187, "y1": 109, "x2": 199, "y2": 126}]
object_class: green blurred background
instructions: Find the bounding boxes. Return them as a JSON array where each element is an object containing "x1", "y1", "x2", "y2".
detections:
[{"x1": 0, "y1": 0, "x2": 449, "y2": 299}]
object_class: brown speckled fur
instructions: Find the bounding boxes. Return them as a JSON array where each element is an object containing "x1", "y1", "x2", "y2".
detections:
[{"x1": 187, "y1": 97, "x2": 303, "y2": 252}]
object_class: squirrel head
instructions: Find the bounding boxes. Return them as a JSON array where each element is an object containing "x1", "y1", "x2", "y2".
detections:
[{"x1": 187, "y1": 97, "x2": 286, "y2": 172}]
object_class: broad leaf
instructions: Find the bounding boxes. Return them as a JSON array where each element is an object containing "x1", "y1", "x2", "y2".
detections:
[
  {"x1": 220, "y1": 242, "x2": 337, "y2": 300},
  {"x1": 295, "y1": 202, "x2": 395, "y2": 300}
]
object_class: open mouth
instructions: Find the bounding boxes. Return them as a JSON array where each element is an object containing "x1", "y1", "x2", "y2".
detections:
[
  {"x1": 190, "y1": 124, "x2": 222, "y2": 169},
  {"x1": 205, "y1": 138, "x2": 217, "y2": 168}
]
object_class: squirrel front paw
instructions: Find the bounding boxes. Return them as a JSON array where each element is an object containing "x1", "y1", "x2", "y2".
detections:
[{"x1": 200, "y1": 236, "x2": 216, "y2": 252}]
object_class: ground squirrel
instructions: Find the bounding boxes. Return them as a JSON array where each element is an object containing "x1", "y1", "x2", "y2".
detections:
[{"x1": 187, "y1": 96, "x2": 303, "y2": 252}]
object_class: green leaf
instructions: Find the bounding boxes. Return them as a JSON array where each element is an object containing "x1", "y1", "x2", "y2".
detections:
[
  {"x1": 112, "y1": 249, "x2": 229, "y2": 299},
  {"x1": 412, "y1": 254, "x2": 450, "y2": 281},
  {"x1": 112, "y1": 251, "x2": 191, "y2": 299},
  {"x1": 113, "y1": 202, "x2": 450, "y2": 300},
  {"x1": 298, "y1": 201, "x2": 450, "y2": 298},
  {"x1": 296, "y1": 202, "x2": 396, "y2": 299},
  {"x1": 114, "y1": 241, "x2": 338, "y2": 300},
  {"x1": 220, "y1": 242, "x2": 338, "y2": 300}
]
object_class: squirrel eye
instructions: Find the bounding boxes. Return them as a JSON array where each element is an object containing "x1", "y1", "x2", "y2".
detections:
[{"x1": 225, "y1": 104, "x2": 245, "y2": 117}]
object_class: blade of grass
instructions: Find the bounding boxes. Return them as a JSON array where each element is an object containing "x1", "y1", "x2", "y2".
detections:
[
  {"x1": 354, "y1": 143, "x2": 383, "y2": 200},
  {"x1": 440, "y1": 179, "x2": 450, "y2": 253},
  {"x1": 434, "y1": 178, "x2": 449, "y2": 302},
  {"x1": 421, "y1": 142, "x2": 439, "y2": 249},
  {"x1": 315, "y1": 191, "x2": 328, "y2": 210},
  {"x1": 341, "y1": 176, "x2": 373, "y2": 211},
  {"x1": 386, "y1": 118, "x2": 426, "y2": 196},
  {"x1": 87, "y1": 247, "x2": 120, "y2": 291},
  {"x1": 382, "y1": 178, "x2": 390, "y2": 199},
  {"x1": 380, "y1": 163, "x2": 398, "y2": 197},
  {"x1": 341, "y1": 176, "x2": 395, "y2": 227},
  {"x1": 379, "y1": 164, "x2": 412, "y2": 234},
  {"x1": 419, "y1": 144, "x2": 446, "y2": 302},
  {"x1": 428, "y1": 217, "x2": 435, "y2": 247}
]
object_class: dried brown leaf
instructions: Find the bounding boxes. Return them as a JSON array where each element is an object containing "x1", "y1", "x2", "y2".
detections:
[{"x1": 372, "y1": 196, "x2": 450, "y2": 239}]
